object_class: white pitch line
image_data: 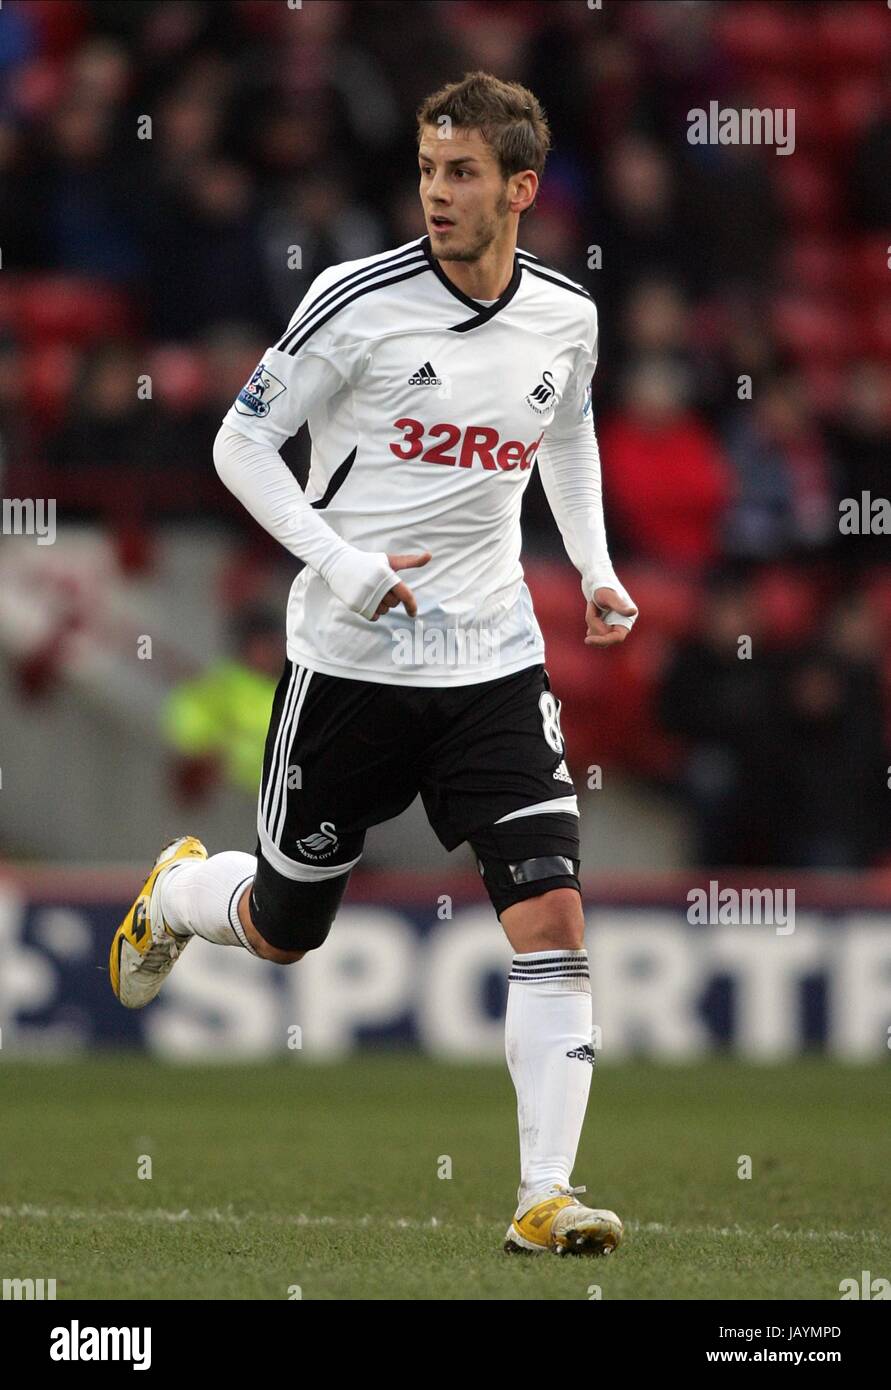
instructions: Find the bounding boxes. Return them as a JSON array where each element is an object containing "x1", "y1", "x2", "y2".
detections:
[
  {"x1": 0, "y1": 1206, "x2": 885, "y2": 1244},
  {"x1": 627, "y1": 1221, "x2": 885, "y2": 1243},
  {"x1": 0, "y1": 1204, "x2": 441, "y2": 1230}
]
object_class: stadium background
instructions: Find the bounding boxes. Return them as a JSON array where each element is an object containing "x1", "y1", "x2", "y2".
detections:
[{"x1": 0, "y1": 0, "x2": 889, "y2": 1302}]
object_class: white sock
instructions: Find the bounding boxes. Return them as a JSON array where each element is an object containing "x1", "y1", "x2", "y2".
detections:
[
  {"x1": 505, "y1": 948, "x2": 594, "y2": 1206},
  {"x1": 158, "y1": 851, "x2": 259, "y2": 954}
]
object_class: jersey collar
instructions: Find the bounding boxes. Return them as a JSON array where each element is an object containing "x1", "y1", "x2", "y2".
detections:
[{"x1": 420, "y1": 234, "x2": 523, "y2": 332}]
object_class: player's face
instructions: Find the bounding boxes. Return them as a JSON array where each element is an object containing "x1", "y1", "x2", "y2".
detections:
[{"x1": 418, "y1": 125, "x2": 518, "y2": 263}]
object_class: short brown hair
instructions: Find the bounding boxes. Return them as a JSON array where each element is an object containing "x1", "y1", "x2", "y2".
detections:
[{"x1": 416, "y1": 71, "x2": 551, "y2": 218}]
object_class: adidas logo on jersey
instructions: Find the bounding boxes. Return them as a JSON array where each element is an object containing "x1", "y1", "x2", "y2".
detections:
[
  {"x1": 553, "y1": 759, "x2": 573, "y2": 785},
  {"x1": 408, "y1": 361, "x2": 442, "y2": 386}
]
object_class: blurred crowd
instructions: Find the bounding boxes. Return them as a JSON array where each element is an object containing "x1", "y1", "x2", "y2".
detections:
[{"x1": 1, "y1": 0, "x2": 890, "y2": 868}]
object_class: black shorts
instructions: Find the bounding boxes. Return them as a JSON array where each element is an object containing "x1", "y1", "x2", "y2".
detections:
[{"x1": 250, "y1": 659, "x2": 581, "y2": 948}]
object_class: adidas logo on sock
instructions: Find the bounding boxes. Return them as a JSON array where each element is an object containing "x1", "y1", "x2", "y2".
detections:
[
  {"x1": 566, "y1": 1044, "x2": 597, "y2": 1065},
  {"x1": 408, "y1": 361, "x2": 442, "y2": 386}
]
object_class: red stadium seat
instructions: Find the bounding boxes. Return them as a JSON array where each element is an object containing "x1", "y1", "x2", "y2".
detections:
[
  {"x1": 750, "y1": 78, "x2": 822, "y2": 151},
  {"x1": 779, "y1": 237, "x2": 847, "y2": 297},
  {"x1": 824, "y1": 77, "x2": 886, "y2": 149},
  {"x1": 772, "y1": 157, "x2": 843, "y2": 230},
  {"x1": 148, "y1": 346, "x2": 209, "y2": 413},
  {"x1": 23, "y1": 0, "x2": 88, "y2": 58},
  {"x1": 523, "y1": 559, "x2": 585, "y2": 637},
  {"x1": 859, "y1": 305, "x2": 891, "y2": 361},
  {"x1": 773, "y1": 295, "x2": 856, "y2": 362},
  {"x1": 614, "y1": 564, "x2": 699, "y2": 642},
  {"x1": 23, "y1": 343, "x2": 78, "y2": 431},
  {"x1": 16, "y1": 276, "x2": 138, "y2": 348},
  {"x1": 753, "y1": 566, "x2": 823, "y2": 646},
  {"x1": 717, "y1": 3, "x2": 801, "y2": 70},
  {"x1": 848, "y1": 236, "x2": 891, "y2": 301},
  {"x1": 810, "y1": 2, "x2": 891, "y2": 74},
  {"x1": 798, "y1": 360, "x2": 846, "y2": 418},
  {"x1": 526, "y1": 562, "x2": 700, "y2": 775},
  {"x1": 540, "y1": 635, "x2": 603, "y2": 701},
  {"x1": 581, "y1": 634, "x2": 680, "y2": 779},
  {"x1": 0, "y1": 278, "x2": 22, "y2": 332},
  {"x1": 865, "y1": 571, "x2": 891, "y2": 635}
]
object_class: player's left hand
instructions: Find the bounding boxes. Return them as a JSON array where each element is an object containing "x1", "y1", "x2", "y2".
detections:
[{"x1": 584, "y1": 587, "x2": 638, "y2": 647}]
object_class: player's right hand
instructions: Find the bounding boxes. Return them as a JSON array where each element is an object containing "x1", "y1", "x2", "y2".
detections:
[
  {"x1": 321, "y1": 546, "x2": 431, "y2": 621},
  {"x1": 370, "y1": 551, "x2": 432, "y2": 620}
]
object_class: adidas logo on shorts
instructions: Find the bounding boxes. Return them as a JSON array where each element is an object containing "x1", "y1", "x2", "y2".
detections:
[
  {"x1": 553, "y1": 759, "x2": 573, "y2": 785},
  {"x1": 408, "y1": 361, "x2": 442, "y2": 386}
]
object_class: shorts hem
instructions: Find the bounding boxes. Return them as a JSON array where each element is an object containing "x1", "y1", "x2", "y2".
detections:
[{"x1": 255, "y1": 823, "x2": 362, "y2": 882}]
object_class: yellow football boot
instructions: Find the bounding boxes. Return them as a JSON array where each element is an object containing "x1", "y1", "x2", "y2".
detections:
[
  {"x1": 109, "y1": 836, "x2": 207, "y2": 1009},
  {"x1": 504, "y1": 1184, "x2": 623, "y2": 1257}
]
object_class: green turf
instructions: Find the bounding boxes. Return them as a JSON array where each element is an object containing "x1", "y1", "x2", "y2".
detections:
[{"x1": 0, "y1": 1056, "x2": 888, "y2": 1300}]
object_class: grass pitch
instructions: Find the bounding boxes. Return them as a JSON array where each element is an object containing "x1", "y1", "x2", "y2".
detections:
[{"x1": 0, "y1": 1056, "x2": 888, "y2": 1300}]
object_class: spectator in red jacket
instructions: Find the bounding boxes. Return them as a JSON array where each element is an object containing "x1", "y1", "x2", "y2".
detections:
[{"x1": 600, "y1": 356, "x2": 734, "y2": 573}]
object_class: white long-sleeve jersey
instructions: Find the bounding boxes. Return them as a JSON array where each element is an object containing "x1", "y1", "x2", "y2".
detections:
[{"x1": 215, "y1": 234, "x2": 634, "y2": 686}]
